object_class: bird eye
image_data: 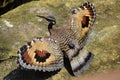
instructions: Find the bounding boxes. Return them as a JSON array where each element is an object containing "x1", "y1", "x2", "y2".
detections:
[{"x1": 52, "y1": 21, "x2": 56, "y2": 25}]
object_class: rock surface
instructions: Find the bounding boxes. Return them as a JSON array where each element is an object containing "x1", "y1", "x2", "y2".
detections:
[
  {"x1": 0, "y1": 0, "x2": 120, "y2": 80},
  {"x1": 0, "y1": 0, "x2": 32, "y2": 15}
]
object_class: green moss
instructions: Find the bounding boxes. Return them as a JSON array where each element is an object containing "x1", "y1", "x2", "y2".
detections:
[{"x1": 0, "y1": 0, "x2": 120, "y2": 80}]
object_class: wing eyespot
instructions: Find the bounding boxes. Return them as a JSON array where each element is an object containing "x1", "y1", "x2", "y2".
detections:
[
  {"x1": 34, "y1": 49, "x2": 51, "y2": 63},
  {"x1": 81, "y1": 16, "x2": 90, "y2": 28}
]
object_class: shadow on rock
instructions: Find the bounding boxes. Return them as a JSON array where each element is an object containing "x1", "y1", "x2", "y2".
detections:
[
  {"x1": 3, "y1": 67, "x2": 61, "y2": 80},
  {"x1": 0, "y1": 0, "x2": 32, "y2": 15},
  {"x1": 64, "y1": 56, "x2": 74, "y2": 76}
]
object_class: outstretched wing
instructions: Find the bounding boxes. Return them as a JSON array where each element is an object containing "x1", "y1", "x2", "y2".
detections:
[
  {"x1": 66, "y1": 2, "x2": 96, "y2": 76},
  {"x1": 68, "y1": 2, "x2": 96, "y2": 48},
  {"x1": 18, "y1": 37, "x2": 63, "y2": 72}
]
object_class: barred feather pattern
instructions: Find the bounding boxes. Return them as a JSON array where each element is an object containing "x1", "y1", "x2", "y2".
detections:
[
  {"x1": 48, "y1": 2, "x2": 96, "y2": 75},
  {"x1": 49, "y1": 2, "x2": 96, "y2": 58},
  {"x1": 18, "y1": 37, "x2": 63, "y2": 72},
  {"x1": 17, "y1": 2, "x2": 96, "y2": 76}
]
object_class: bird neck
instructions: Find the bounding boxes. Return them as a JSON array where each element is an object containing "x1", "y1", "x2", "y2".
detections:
[{"x1": 48, "y1": 23, "x2": 53, "y2": 35}]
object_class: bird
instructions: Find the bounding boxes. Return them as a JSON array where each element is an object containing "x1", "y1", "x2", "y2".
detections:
[{"x1": 17, "y1": 2, "x2": 96, "y2": 76}]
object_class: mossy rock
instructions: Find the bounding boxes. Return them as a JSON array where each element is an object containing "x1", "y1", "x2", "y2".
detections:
[{"x1": 0, "y1": 0, "x2": 120, "y2": 80}]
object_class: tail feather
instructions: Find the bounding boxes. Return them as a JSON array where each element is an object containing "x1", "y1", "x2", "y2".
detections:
[{"x1": 70, "y1": 50, "x2": 94, "y2": 76}]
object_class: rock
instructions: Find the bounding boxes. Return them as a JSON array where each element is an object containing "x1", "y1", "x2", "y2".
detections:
[
  {"x1": 0, "y1": 0, "x2": 120, "y2": 80},
  {"x1": 0, "y1": 0, "x2": 14, "y2": 8},
  {"x1": 0, "y1": 0, "x2": 33, "y2": 15}
]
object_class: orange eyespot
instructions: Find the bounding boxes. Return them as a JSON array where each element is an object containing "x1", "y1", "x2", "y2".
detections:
[
  {"x1": 34, "y1": 49, "x2": 50, "y2": 62},
  {"x1": 81, "y1": 16, "x2": 90, "y2": 28}
]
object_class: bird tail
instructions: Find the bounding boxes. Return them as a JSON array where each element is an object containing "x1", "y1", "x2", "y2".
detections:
[{"x1": 69, "y1": 49, "x2": 94, "y2": 76}]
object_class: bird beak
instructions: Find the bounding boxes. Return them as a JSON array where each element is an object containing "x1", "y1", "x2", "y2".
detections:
[
  {"x1": 36, "y1": 15, "x2": 48, "y2": 20},
  {"x1": 36, "y1": 15, "x2": 56, "y2": 24}
]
